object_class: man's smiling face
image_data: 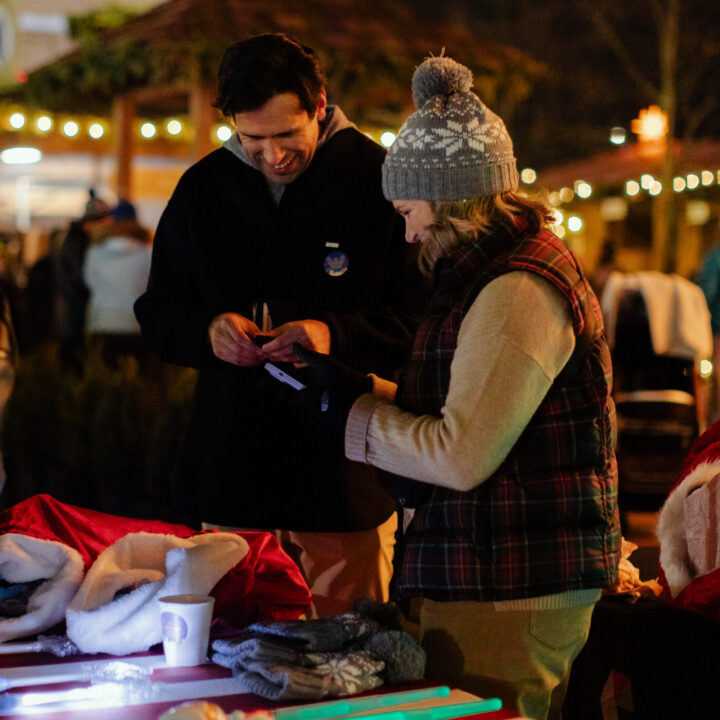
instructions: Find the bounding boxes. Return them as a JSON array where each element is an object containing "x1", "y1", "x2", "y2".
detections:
[{"x1": 234, "y1": 91, "x2": 327, "y2": 185}]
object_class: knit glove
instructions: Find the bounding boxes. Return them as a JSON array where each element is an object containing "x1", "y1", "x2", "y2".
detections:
[
  {"x1": 292, "y1": 343, "x2": 372, "y2": 435},
  {"x1": 231, "y1": 651, "x2": 384, "y2": 701}
]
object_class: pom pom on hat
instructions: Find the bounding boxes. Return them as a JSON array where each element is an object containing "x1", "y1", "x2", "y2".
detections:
[{"x1": 412, "y1": 55, "x2": 474, "y2": 109}]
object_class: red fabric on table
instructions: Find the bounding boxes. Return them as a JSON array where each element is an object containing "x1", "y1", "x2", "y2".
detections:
[{"x1": 0, "y1": 494, "x2": 311, "y2": 626}]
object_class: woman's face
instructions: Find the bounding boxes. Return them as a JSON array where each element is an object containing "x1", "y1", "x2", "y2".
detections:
[{"x1": 392, "y1": 200, "x2": 435, "y2": 244}]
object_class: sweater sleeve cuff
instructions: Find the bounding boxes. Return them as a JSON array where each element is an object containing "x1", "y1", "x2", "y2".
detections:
[{"x1": 345, "y1": 392, "x2": 385, "y2": 463}]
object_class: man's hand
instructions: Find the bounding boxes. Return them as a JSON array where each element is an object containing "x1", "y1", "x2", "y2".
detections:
[
  {"x1": 208, "y1": 313, "x2": 264, "y2": 366},
  {"x1": 260, "y1": 319, "x2": 331, "y2": 363}
]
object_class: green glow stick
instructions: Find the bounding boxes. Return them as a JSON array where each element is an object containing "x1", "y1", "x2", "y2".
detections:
[
  {"x1": 335, "y1": 697, "x2": 503, "y2": 720},
  {"x1": 275, "y1": 686, "x2": 451, "y2": 720}
]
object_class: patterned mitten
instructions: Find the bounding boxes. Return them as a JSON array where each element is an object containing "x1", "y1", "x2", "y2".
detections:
[
  {"x1": 304, "y1": 649, "x2": 385, "y2": 696},
  {"x1": 233, "y1": 650, "x2": 385, "y2": 701},
  {"x1": 233, "y1": 661, "x2": 330, "y2": 701},
  {"x1": 211, "y1": 636, "x2": 300, "y2": 670},
  {"x1": 242, "y1": 612, "x2": 380, "y2": 652},
  {"x1": 363, "y1": 630, "x2": 426, "y2": 684}
]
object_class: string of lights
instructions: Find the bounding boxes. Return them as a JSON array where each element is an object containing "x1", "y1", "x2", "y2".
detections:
[{"x1": 2, "y1": 105, "x2": 719, "y2": 240}]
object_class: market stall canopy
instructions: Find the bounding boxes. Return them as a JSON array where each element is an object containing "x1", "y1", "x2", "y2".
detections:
[
  {"x1": 1, "y1": 0, "x2": 544, "y2": 204},
  {"x1": 536, "y1": 139, "x2": 720, "y2": 193}
]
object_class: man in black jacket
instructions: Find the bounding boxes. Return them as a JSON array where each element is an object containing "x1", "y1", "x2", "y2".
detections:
[{"x1": 134, "y1": 33, "x2": 424, "y2": 616}]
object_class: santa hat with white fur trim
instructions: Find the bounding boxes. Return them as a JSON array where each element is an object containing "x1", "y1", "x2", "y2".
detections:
[{"x1": 657, "y1": 417, "x2": 720, "y2": 622}]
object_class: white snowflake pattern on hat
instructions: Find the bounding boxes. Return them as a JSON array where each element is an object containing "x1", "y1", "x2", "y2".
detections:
[{"x1": 434, "y1": 118, "x2": 507, "y2": 157}]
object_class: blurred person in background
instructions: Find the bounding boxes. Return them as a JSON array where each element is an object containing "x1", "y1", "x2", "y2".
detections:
[
  {"x1": 697, "y1": 237, "x2": 720, "y2": 422},
  {"x1": 589, "y1": 238, "x2": 617, "y2": 305},
  {"x1": 0, "y1": 284, "x2": 18, "y2": 503},
  {"x1": 57, "y1": 189, "x2": 111, "y2": 373},
  {"x1": 83, "y1": 200, "x2": 152, "y2": 368}
]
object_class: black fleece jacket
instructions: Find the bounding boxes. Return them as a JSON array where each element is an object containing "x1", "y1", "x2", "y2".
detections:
[{"x1": 135, "y1": 127, "x2": 426, "y2": 531}]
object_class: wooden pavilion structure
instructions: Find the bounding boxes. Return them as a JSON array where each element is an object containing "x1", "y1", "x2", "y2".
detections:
[{"x1": 1, "y1": 0, "x2": 543, "y2": 201}]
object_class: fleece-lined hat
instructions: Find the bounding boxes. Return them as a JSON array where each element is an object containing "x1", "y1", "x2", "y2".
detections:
[{"x1": 382, "y1": 55, "x2": 519, "y2": 202}]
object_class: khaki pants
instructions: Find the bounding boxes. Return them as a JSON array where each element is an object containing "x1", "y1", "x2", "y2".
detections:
[
  {"x1": 417, "y1": 597, "x2": 595, "y2": 720},
  {"x1": 205, "y1": 513, "x2": 397, "y2": 619}
]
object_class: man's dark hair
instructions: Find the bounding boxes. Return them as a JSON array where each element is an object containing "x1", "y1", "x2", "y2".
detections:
[{"x1": 214, "y1": 33, "x2": 326, "y2": 118}]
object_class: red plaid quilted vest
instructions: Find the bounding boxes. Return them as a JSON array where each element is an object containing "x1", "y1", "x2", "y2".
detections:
[{"x1": 397, "y1": 219, "x2": 620, "y2": 601}]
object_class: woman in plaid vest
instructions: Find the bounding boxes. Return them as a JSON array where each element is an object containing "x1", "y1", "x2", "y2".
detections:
[{"x1": 295, "y1": 55, "x2": 620, "y2": 720}]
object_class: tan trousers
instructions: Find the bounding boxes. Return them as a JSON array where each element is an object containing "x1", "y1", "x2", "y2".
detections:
[
  {"x1": 204, "y1": 513, "x2": 397, "y2": 619},
  {"x1": 417, "y1": 598, "x2": 595, "y2": 720}
]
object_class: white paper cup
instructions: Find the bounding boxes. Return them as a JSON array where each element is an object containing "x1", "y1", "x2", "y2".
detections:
[{"x1": 158, "y1": 594, "x2": 215, "y2": 667}]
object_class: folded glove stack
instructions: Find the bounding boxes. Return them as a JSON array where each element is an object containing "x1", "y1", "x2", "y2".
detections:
[{"x1": 211, "y1": 601, "x2": 425, "y2": 701}]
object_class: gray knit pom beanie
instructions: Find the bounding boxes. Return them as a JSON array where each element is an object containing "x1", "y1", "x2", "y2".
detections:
[{"x1": 382, "y1": 55, "x2": 519, "y2": 201}]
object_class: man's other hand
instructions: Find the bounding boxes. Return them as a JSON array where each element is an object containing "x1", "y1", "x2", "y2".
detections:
[
  {"x1": 260, "y1": 319, "x2": 331, "y2": 363},
  {"x1": 208, "y1": 313, "x2": 264, "y2": 366}
]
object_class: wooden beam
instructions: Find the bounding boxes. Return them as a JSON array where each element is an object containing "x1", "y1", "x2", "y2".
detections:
[
  {"x1": 189, "y1": 58, "x2": 217, "y2": 161},
  {"x1": 113, "y1": 94, "x2": 136, "y2": 199}
]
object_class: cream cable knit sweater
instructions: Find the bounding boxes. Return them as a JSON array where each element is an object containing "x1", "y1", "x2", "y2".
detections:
[{"x1": 345, "y1": 271, "x2": 576, "y2": 490}]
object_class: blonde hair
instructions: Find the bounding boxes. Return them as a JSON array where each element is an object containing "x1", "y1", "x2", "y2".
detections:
[{"x1": 418, "y1": 192, "x2": 555, "y2": 276}]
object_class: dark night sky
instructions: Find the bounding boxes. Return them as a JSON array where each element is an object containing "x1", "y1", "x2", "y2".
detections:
[{"x1": 394, "y1": 0, "x2": 720, "y2": 169}]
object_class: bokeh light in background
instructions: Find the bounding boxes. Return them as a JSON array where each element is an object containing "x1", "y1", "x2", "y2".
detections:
[
  {"x1": 36, "y1": 115, "x2": 52, "y2": 133},
  {"x1": 609, "y1": 126, "x2": 626, "y2": 145},
  {"x1": 380, "y1": 131, "x2": 396, "y2": 147},
  {"x1": 1, "y1": 147, "x2": 42, "y2": 164},
  {"x1": 575, "y1": 181, "x2": 592, "y2": 199},
  {"x1": 140, "y1": 122, "x2": 156, "y2": 138},
  {"x1": 640, "y1": 174, "x2": 655, "y2": 190},
  {"x1": 9, "y1": 112, "x2": 25, "y2": 129},
  {"x1": 62, "y1": 120, "x2": 79, "y2": 137},
  {"x1": 567, "y1": 215, "x2": 583, "y2": 232},
  {"x1": 215, "y1": 124, "x2": 232, "y2": 142},
  {"x1": 166, "y1": 119, "x2": 183, "y2": 136},
  {"x1": 88, "y1": 123, "x2": 104, "y2": 139}
]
